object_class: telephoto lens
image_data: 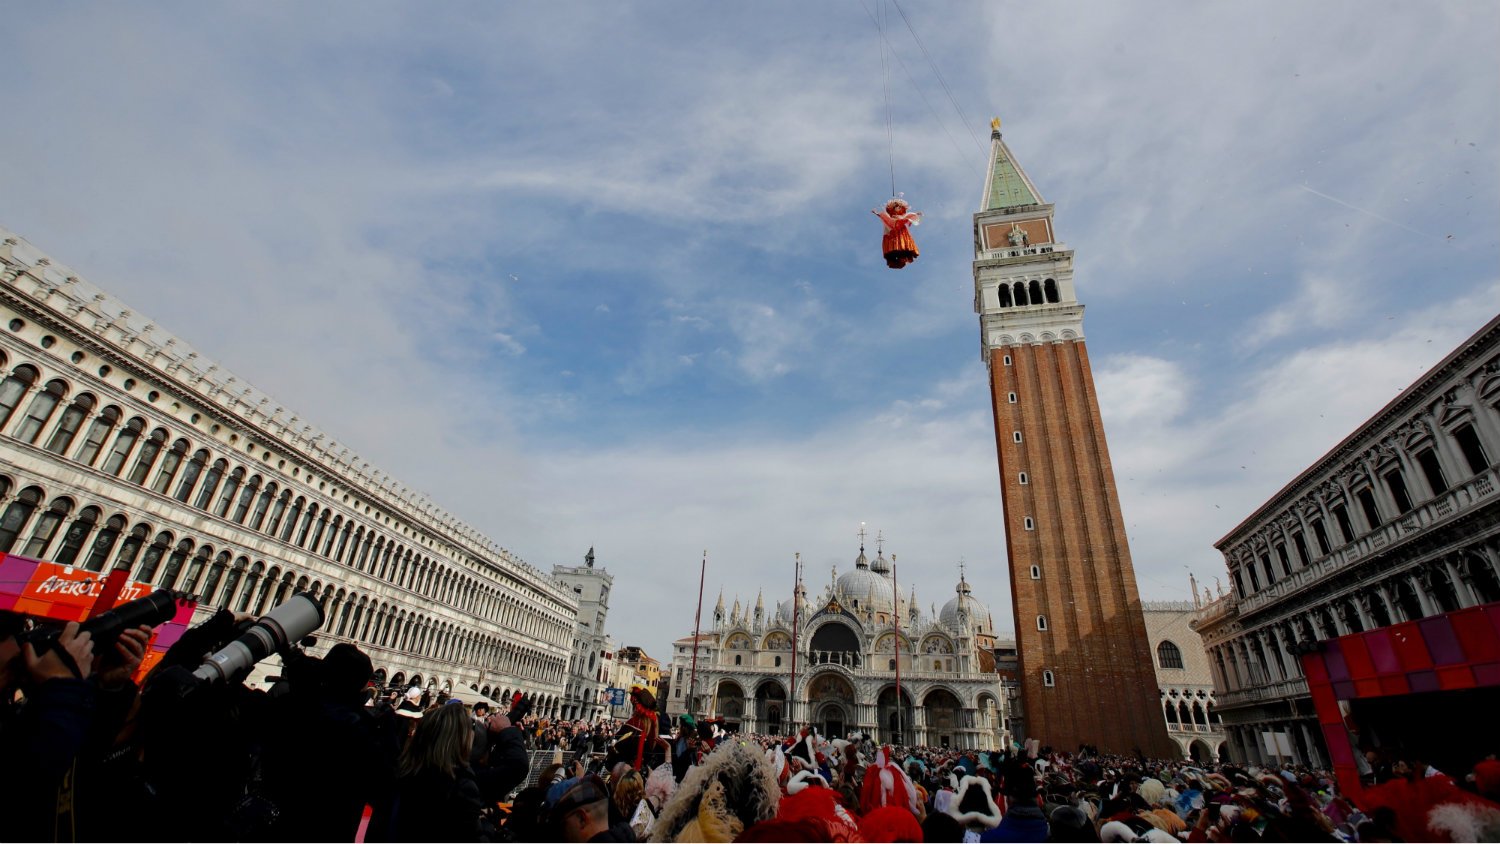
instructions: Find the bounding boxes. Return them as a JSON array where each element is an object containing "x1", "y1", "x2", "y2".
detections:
[
  {"x1": 80, "y1": 589, "x2": 181, "y2": 647},
  {"x1": 191, "y1": 592, "x2": 325, "y2": 684}
]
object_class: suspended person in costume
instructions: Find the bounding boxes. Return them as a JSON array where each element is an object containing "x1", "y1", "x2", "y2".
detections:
[
  {"x1": 873, "y1": 196, "x2": 923, "y2": 269},
  {"x1": 605, "y1": 687, "x2": 669, "y2": 772}
]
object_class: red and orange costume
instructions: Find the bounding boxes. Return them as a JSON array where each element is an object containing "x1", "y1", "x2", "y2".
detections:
[
  {"x1": 606, "y1": 686, "x2": 670, "y2": 771},
  {"x1": 874, "y1": 197, "x2": 923, "y2": 269}
]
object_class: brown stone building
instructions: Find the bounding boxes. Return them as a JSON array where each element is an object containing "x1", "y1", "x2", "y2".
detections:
[{"x1": 972, "y1": 122, "x2": 1175, "y2": 757}]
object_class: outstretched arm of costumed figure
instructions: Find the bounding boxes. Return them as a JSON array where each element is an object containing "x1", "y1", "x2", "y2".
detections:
[
  {"x1": 902, "y1": 210, "x2": 923, "y2": 226},
  {"x1": 873, "y1": 208, "x2": 897, "y2": 230}
]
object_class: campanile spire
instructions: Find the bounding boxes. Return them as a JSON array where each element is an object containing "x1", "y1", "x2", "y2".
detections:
[{"x1": 973, "y1": 120, "x2": 1174, "y2": 757}]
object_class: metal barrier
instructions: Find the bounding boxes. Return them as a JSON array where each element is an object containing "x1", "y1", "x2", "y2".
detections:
[{"x1": 507, "y1": 750, "x2": 607, "y2": 800}]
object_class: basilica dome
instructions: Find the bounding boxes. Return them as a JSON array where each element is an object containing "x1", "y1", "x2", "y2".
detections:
[
  {"x1": 837, "y1": 547, "x2": 897, "y2": 614},
  {"x1": 939, "y1": 574, "x2": 993, "y2": 635}
]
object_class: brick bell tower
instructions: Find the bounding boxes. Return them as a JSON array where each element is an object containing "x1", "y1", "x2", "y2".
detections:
[{"x1": 974, "y1": 119, "x2": 1175, "y2": 757}]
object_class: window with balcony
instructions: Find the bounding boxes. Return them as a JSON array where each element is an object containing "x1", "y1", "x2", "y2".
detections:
[
  {"x1": 1454, "y1": 424, "x2": 1490, "y2": 475},
  {"x1": 1312, "y1": 519, "x2": 1332, "y2": 556},
  {"x1": 1416, "y1": 448, "x2": 1449, "y2": 495},
  {"x1": 1383, "y1": 468, "x2": 1413, "y2": 514},
  {"x1": 1356, "y1": 488, "x2": 1382, "y2": 531}
]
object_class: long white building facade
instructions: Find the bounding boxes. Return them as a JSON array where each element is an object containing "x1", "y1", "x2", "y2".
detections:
[{"x1": 0, "y1": 228, "x2": 578, "y2": 713}]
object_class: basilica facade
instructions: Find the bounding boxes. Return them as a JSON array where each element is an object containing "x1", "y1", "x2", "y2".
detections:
[{"x1": 663, "y1": 540, "x2": 1010, "y2": 750}]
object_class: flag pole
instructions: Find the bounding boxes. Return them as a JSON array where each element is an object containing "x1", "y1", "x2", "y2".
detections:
[
  {"x1": 687, "y1": 551, "x2": 706, "y2": 716},
  {"x1": 788, "y1": 552, "x2": 801, "y2": 735},
  {"x1": 893, "y1": 557, "x2": 904, "y2": 746}
]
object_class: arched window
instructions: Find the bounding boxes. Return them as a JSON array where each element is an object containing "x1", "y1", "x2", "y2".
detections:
[
  {"x1": 127, "y1": 428, "x2": 168, "y2": 484},
  {"x1": 82, "y1": 514, "x2": 127, "y2": 572},
  {"x1": 1164, "y1": 697, "x2": 1179, "y2": 726},
  {"x1": 101, "y1": 417, "x2": 146, "y2": 476},
  {"x1": 15, "y1": 379, "x2": 67, "y2": 443},
  {"x1": 281, "y1": 498, "x2": 305, "y2": 543},
  {"x1": 1028, "y1": 280, "x2": 1043, "y2": 305},
  {"x1": 1036, "y1": 614, "x2": 1048, "y2": 631},
  {"x1": 249, "y1": 483, "x2": 276, "y2": 531},
  {"x1": 295, "y1": 504, "x2": 316, "y2": 547},
  {"x1": 213, "y1": 467, "x2": 245, "y2": 518},
  {"x1": 997, "y1": 285, "x2": 1012, "y2": 307},
  {"x1": 163, "y1": 541, "x2": 194, "y2": 589},
  {"x1": 237, "y1": 562, "x2": 266, "y2": 613},
  {"x1": 44, "y1": 393, "x2": 95, "y2": 455},
  {"x1": 180, "y1": 546, "x2": 212, "y2": 595},
  {"x1": 265, "y1": 490, "x2": 290, "y2": 536},
  {"x1": 1428, "y1": 566, "x2": 1461, "y2": 613},
  {"x1": 1467, "y1": 555, "x2": 1500, "y2": 604},
  {"x1": 74, "y1": 405, "x2": 121, "y2": 467},
  {"x1": 199, "y1": 551, "x2": 231, "y2": 603},
  {"x1": 309, "y1": 512, "x2": 329, "y2": 554},
  {"x1": 0, "y1": 486, "x2": 44, "y2": 552},
  {"x1": 112, "y1": 523, "x2": 151, "y2": 573},
  {"x1": 135, "y1": 531, "x2": 174, "y2": 583},
  {"x1": 1042, "y1": 670, "x2": 1055, "y2": 687},
  {"x1": 22, "y1": 497, "x2": 73, "y2": 557},
  {"x1": 150, "y1": 439, "x2": 190, "y2": 495},
  {"x1": 53, "y1": 506, "x2": 100, "y2": 566},
  {"x1": 232, "y1": 475, "x2": 261, "y2": 524},
  {"x1": 1013, "y1": 282, "x2": 1028, "y2": 306},
  {"x1": 219, "y1": 558, "x2": 248, "y2": 610},
  {"x1": 193, "y1": 459, "x2": 227, "y2": 510},
  {"x1": 1157, "y1": 640, "x2": 1185, "y2": 670},
  {"x1": 175, "y1": 449, "x2": 208, "y2": 502},
  {"x1": 1043, "y1": 278, "x2": 1059, "y2": 303},
  {"x1": 0, "y1": 364, "x2": 40, "y2": 430},
  {"x1": 1392, "y1": 578, "x2": 1423, "y2": 621}
]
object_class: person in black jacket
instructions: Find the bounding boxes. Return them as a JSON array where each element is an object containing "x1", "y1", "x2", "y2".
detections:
[
  {"x1": 389, "y1": 702, "x2": 493, "y2": 842},
  {"x1": 258, "y1": 643, "x2": 398, "y2": 843},
  {"x1": 474, "y1": 697, "x2": 532, "y2": 804}
]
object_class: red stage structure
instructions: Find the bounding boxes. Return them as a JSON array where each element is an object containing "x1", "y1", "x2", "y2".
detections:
[{"x1": 1300, "y1": 599, "x2": 1500, "y2": 800}]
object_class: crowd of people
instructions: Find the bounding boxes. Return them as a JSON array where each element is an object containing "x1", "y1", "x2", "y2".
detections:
[{"x1": 4, "y1": 604, "x2": 1500, "y2": 842}]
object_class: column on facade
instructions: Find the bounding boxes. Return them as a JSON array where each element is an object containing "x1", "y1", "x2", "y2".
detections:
[
  {"x1": 1408, "y1": 571, "x2": 1438, "y2": 617},
  {"x1": 1273, "y1": 626, "x2": 1301, "y2": 679},
  {"x1": 1376, "y1": 582, "x2": 1406, "y2": 624},
  {"x1": 1350, "y1": 592, "x2": 1376, "y2": 631},
  {"x1": 1299, "y1": 721, "x2": 1325, "y2": 769},
  {"x1": 1362, "y1": 454, "x2": 1400, "y2": 528},
  {"x1": 1443, "y1": 555, "x2": 1477, "y2": 609},
  {"x1": 1252, "y1": 631, "x2": 1281, "y2": 683}
]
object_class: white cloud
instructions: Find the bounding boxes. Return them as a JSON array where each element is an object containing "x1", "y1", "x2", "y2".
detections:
[{"x1": 492, "y1": 332, "x2": 527, "y2": 356}]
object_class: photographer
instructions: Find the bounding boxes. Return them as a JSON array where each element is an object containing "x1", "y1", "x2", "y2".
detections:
[{"x1": 0, "y1": 611, "x2": 155, "y2": 842}]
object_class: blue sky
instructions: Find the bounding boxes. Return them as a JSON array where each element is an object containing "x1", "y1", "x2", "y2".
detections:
[{"x1": 2, "y1": 2, "x2": 1497, "y2": 659}]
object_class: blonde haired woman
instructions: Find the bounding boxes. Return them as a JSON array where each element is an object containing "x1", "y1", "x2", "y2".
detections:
[{"x1": 389, "y1": 704, "x2": 491, "y2": 841}]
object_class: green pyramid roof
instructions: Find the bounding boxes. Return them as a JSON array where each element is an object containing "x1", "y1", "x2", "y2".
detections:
[{"x1": 984, "y1": 129, "x2": 1044, "y2": 211}]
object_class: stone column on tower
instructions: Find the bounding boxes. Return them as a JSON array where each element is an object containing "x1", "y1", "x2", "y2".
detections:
[{"x1": 972, "y1": 119, "x2": 1176, "y2": 757}]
